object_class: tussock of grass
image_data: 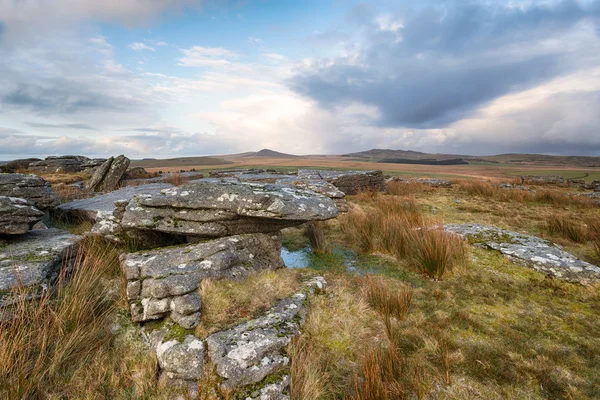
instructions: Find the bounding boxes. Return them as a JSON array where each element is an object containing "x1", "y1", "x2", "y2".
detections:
[
  {"x1": 291, "y1": 274, "x2": 383, "y2": 397},
  {"x1": 163, "y1": 172, "x2": 190, "y2": 186},
  {"x1": 406, "y1": 228, "x2": 468, "y2": 280},
  {"x1": 386, "y1": 181, "x2": 432, "y2": 196},
  {"x1": 289, "y1": 336, "x2": 326, "y2": 400},
  {"x1": 545, "y1": 214, "x2": 588, "y2": 244},
  {"x1": 196, "y1": 269, "x2": 302, "y2": 337},
  {"x1": 588, "y1": 216, "x2": 600, "y2": 260}
]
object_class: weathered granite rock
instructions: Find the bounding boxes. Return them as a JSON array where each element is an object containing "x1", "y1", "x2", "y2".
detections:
[
  {"x1": 100, "y1": 154, "x2": 130, "y2": 192},
  {"x1": 0, "y1": 196, "x2": 44, "y2": 235},
  {"x1": 207, "y1": 276, "x2": 326, "y2": 390},
  {"x1": 120, "y1": 181, "x2": 338, "y2": 238},
  {"x1": 124, "y1": 167, "x2": 154, "y2": 180},
  {"x1": 0, "y1": 229, "x2": 80, "y2": 303},
  {"x1": 0, "y1": 158, "x2": 42, "y2": 173},
  {"x1": 245, "y1": 376, "x2": 290, "y2": 400},
  {"x1": 27, "y1": 155, "x2": 105, "y2": 173},
  {"x1": 86, "y1": 157, "x2": 114, "y2": 192},
  {"x1": 54, "y1": 183, "x2": 173, "y2": 223},
  {"x1": 0, "y1": 173, "x2": 60, "y2": 210},
  {"x1": 121, "y1": 233, "x2": 284, "y2": 328},
  {"x1": 387, "y1": 176, "x2": 452, "y2": 188},
  {"x1": 444, "y1": 224, "x2": 600, "y2": 284},
  {"x1": 301, "y1": 169, "x2": 385, "y2": 195}
]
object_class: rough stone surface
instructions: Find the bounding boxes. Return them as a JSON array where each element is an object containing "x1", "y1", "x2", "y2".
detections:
[
  {"x1": 445, "y1": 224, "x2": 600, "y2": 284},
  {"x1": 207, "y1": 276, "x2": 327, "y2": 390},
  {"x1": 27, "y1": 155, "x2": 106, "y2": 173},
  {"x1": 0, "y1": 229, "x2": 80, "y2": 302},
  {"x1": 100, "y1": 154, "x2": 130, "y2": 192},
  {"x1": 0, "y1": 196, "x2": 44, "y2": 235},
  {"x1": 86, "y1": 157, "x2": 114, "y2": 192},
  {"x1": 245, "y1": 376, "x2": 290, "y2": 400},
  {"x1": 0, "y1": 173, "x2": 60, "y2": 211},
  {"x1": 53, "y1": 183, "x2": 173, "y2": 223},
  {"x1": 121, "y1": 233, "x2": 284, "y2": 327},
  {"x1": 304, "y1": 169, "x2": 386, "y2": 195},
  {"x1": 120, "y1": 181, "x2": 338, "y2": 238},
  {"x1": 124, "y1": 167, "x2": 155, "y2": 180},
  {"x1": 157, "y1": 335, "x2": 205, "y2": 381}
]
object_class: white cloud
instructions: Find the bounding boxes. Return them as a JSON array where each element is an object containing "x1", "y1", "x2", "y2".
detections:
[
  {"x1": 178, "y1": 46, "x2": 239, "y2": 67},
  {"x1": 129, "y1": 42, "x2": 155, "y2": 52},
  {"x1": 248, "y1": 36, "x2": 264, "y2": 44}
]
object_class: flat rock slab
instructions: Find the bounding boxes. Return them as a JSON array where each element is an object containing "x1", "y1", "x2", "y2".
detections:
[
  {"x1": 53, "y1": 183, "x2": 173, "y2": 222},
  {"x1": 0, "y1": 196, "x2": 44, "y2": 235},
  {"x1": 0, "y1": 229, "x2": 80, "y2": 300},
  {"x1": 207, "y1": 276, "x2": 326, "y2": 390},
  {"x1": 120, "y1": 181, "x2": 338, "y2": 237},
  {"x1": 445, "y1": 224, "x2": 600, "y2": 284},
  {"x1": 0, "y1": 173, "x2": 60, "y2": 211},
  {"x1": 121, "y1": 232, "x2": 284, "y2": 328}
]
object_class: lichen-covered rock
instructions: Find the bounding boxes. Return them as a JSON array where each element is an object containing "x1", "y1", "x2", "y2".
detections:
[
  {"x1": 86, "y1": 157, "x2": 114, "y2": 192},
  {"x1": 121, "y1": 233, "x2": 283, "y2": 328},
  {"x1": 245, "y1": 376, "x2": 290, "y2": 400},
  {"x1": 157, "y1": 335, "x2": 205, "y2": 381},
  {"x1": 0, "y1": 196, "x2": 44, "y2": 235},
  {"x1": 0, "y1": 173, "x2": 61, "y2": 210},
  {"x1": 300, "y1": 169, "x2": 385, "y2": 195},
  {"x1": 0, "y1": 158, "x2": 42, "y2": 173},
  {"x1": 100, "y1": 154, "x2": 130, "y2": 192},
  {"x1": 207, "y1": 277, "x2": 327, "y2": 390},
  {"x1": 120, "y1": 181, "x2": 338, "y2": 238},
  {"x1": 0, "y1": 229, "x2": 80, "y2": 303},
  {"x1": 53, "y1": 183, "x2": 173, "y2": 237},
  {"x1": 445, "y1": 224, "x2": 600, "y2": 284}
]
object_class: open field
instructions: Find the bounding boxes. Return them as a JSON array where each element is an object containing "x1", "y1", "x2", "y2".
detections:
[{"x1": 141, "y1": 155, "x2": 600, "y2": 183}]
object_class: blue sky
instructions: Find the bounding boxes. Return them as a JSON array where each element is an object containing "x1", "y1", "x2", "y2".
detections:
[{"x1": 1, "y1": 0, "x2": 600, "y2": 159}]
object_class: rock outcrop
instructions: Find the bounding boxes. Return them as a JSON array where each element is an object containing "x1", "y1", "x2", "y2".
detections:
[
  {"x1": 303, "y1": 169, "x2": 386, "y2": 195},
  {"x1": 27, "y1": 155, "x2": 106, "y2": 173},
  {"x1": 0, "y1": 229, "x2": 80, "y2": 304},
  {"x1": 445, "y1": 224, "x2": 600, "y2": 284},
  {"x1": 121, "y1": 233, "x2": 283, "y2": 328},
  {"x1": 0, "y1": 196, "x2": 44, "y2": 235},
  {"x1": 120, "y1": 181, "x2": 338, "y2": 238},
  {"x1": 0, "y1": 173, "x2": 61, "y2": 211},
  {"x1": 84, "y1": 155, "x2": 130, "y2": 192},
  {"x1": 0, "y1": 158, "x2": 42, "y2": 173}
]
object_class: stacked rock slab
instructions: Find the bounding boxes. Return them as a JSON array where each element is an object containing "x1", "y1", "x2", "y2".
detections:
[
  {"x1": 0, "y1": 173, "x2": 61, "y2": 211},
  {"x1": 0, "y1": 229, "x2": 80, "y2": 305},
  {"x1": 0, "y1": 196, "x2": 44, "y2": 235},
  {"x1": 121, "y1": 233, "x2": 283, "y2": 329},
  {"x1": 116, "y1": 181, "x2": 336, "y2": 398},
  {"x1": 120, "y1": 180, "x2": 338, "y2": 237}
]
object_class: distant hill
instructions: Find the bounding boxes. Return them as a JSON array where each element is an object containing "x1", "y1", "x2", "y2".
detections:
[
  {"x1": 236, "y1": 149, "x2": 299, "y2": 158},
  {"x1": 344, "y1": 149, "x2": 600, "y2": 167},
  {"x1": 131, "y1": 156, "x2": 232, "y2": 168}
]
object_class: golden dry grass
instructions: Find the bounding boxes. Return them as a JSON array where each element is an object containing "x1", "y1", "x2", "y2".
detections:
[
  {"x1": 163, "y1": 172, "x2": 190, "y2": 186},
  {"x1": 195, "y1": 269, "x2": 302, "y2": 338},
  {"x1": 545, "y1": 214, "x2": 588, "y2": 244}
]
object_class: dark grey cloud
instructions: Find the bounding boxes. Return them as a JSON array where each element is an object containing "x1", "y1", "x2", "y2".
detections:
[
  {"x1": 26, "y1": 122, "x2": 98, "y2": 130},
  {"x1": 290, "y1": 1, "x2": 600, "y2": 129}
]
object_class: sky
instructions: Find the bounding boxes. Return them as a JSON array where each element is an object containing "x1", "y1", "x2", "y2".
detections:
[{"x1": 1, "y1": 0, "x2": 600, "y2": 159}]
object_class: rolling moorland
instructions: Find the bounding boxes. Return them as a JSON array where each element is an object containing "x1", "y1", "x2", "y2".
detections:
[{"x1": 1, "y1": 150, "x2": 600, "y2": 399}]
